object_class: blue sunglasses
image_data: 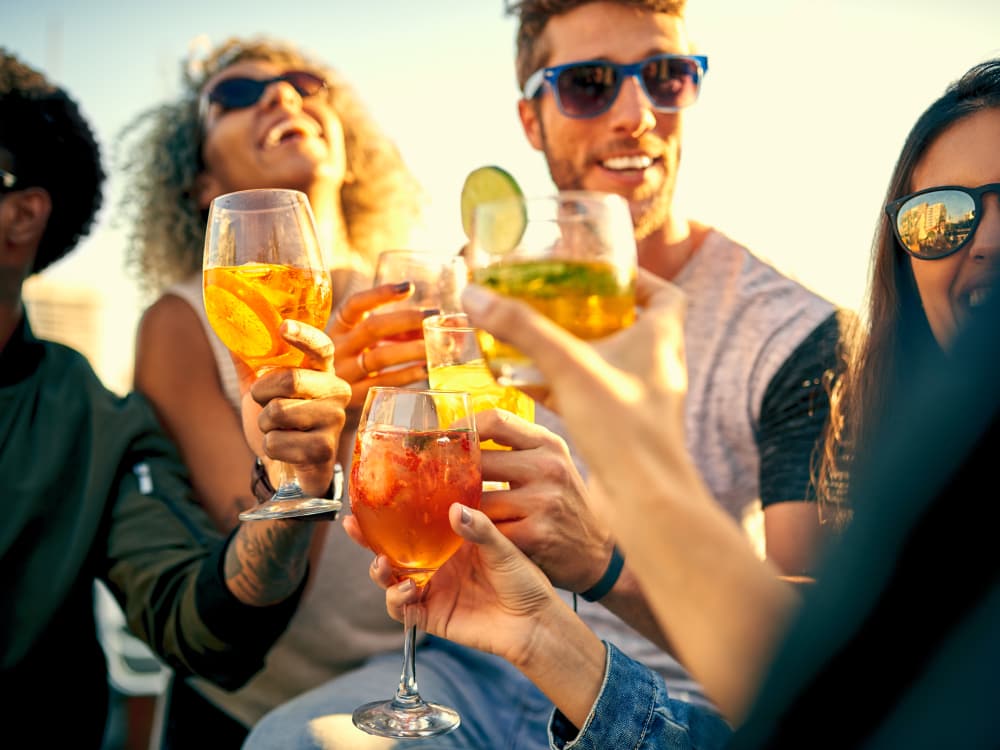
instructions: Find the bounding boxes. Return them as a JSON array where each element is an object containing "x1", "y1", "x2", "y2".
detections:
[{"x1": 523, "y1": 53, "x2": 708, "y2": 119}]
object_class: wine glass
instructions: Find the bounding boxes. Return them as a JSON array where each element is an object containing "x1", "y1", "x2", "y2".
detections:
[
  {"x1": 349, "y1": 386, "x2": 482, "y2": 738},
  {"x1": 373, "y1": 250, "x2": 467, "y2": 338},
  {"x1": 466, "y1": 190, "x2": 637, "y2": 398},
  {"x1": 202, "y1": 188, "x2": 339, "y2": 521},
  {"x1": 422, "y1": 312, "x2": 533, "y2": 490}
]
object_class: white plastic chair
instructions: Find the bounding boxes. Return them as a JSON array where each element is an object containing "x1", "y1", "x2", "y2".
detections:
[{"x1": 94, "y1": 581, "x2": 172, "y2": 749}]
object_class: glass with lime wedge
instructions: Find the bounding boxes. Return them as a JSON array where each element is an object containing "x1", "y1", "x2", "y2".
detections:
[{"x1": 462, "y1": 180, "x2": 638, "y2": 395}]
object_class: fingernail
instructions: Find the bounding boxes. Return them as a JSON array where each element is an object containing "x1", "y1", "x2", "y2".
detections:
[
  {"x1": 461, "y1": 284, "x2": 493, "y2": 315},
  {"x1": 460, "y1": 505, "x2": 472, "y2": 525},
  {"x1": 392, "y1": 281, "x2": 412, "y2": 293},
  {"x1": 421, "y1": 308, "x2": 441, "y2": 318},
  {"x1": 398, "y1": 579, "x2": 414, "y2": 593},
  {"x1": 284, "y1": 320, "x2": 300, "y2": 336}
]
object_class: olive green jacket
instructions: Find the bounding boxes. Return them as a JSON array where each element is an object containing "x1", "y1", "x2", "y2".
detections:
[{"x1": 0, "y1": 317, "x2": 303, "y2": 746}]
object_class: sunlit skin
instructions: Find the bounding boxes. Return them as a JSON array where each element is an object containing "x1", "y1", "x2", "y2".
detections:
[
  {"x1": 196, "y1": 60, "x2": 348, "y2": 240},
  {"x1": 908, "y1": 107, "x2": 1000, "y2": 349},
  {"x1": 517, "y1": 2, "x2": 698, "y2": 277}
]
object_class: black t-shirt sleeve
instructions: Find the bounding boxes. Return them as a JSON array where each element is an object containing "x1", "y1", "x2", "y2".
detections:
[{"x1": 758, "y1": 311, "x2": 847, "y2": 507}]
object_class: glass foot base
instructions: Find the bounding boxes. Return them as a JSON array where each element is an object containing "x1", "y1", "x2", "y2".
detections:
[
  {"x1": 239, "y1": 497, "x2": 342, "y2": 521},
  {"x1": 352, "y1": 699, "x2": 460, "y2": 739}
]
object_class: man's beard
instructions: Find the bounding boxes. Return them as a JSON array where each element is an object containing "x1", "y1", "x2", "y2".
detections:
[
  {"x1": 540, "y1": 129, "x2": 674, "y2": 241},
  {"x1": 629, "y1": 186, "x2": 672, "y2": 241}
]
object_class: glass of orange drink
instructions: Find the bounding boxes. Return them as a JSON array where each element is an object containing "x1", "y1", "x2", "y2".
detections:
[
  {"x1": 350, "y1": 387, "x2": 481, "y2": 738},
  {"x1": 202, "y1": 188, "x2": 337, "y2": 521}
]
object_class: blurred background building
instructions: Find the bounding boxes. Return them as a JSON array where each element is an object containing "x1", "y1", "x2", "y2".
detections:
[{"x1": 23, "y1": 276, "x2": 134, "y2": 395}]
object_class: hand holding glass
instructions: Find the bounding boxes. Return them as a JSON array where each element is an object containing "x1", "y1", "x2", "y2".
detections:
[
  {"x1": 350, "y1": 387, "x2": 482, "y2": 738},
  {"x1": 202, "y1": 188, "x2": 338, "y2": 520}
]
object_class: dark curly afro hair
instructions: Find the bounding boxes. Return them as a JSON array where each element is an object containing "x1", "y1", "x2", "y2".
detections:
[{"x1": 0, "y1": 48, "x2": 105, "y2": 274}]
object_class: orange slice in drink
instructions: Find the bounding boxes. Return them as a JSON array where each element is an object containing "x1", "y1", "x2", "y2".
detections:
[{"x1": 204, "y1": 267, "x2": 284, "y2": 362}]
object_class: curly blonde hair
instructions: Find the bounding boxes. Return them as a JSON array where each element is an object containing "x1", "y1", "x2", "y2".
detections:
[{"x1": 116, "y1": 36, "x2": 425, "y2": 298}]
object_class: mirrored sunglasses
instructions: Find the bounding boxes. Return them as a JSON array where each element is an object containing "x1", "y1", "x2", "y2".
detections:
[
  {"x1": 523, "y1": 54, "x2": 708, "y2": 119},
  {"x1": 886, "y1": 183, "x2": 1000, "y2": 260},
  {"x1": 199, "y1": 70, "x2": 327, "y2": 121}
]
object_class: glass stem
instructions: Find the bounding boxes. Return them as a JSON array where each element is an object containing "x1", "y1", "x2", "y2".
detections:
[
  {"x1": 272, "y1": 461, "x2": 304, "y2": 497},
  {"x1": 392, "y1": 603, "x2": 424, "y2": 709}
]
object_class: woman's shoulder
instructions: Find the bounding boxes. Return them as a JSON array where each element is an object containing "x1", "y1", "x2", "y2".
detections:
[
  {"x1": 137, "y1": 291, "x2": 205, "y2": 345},
  {"x1": 160, "y1": 273, "x2": 204, "y2": 307}
]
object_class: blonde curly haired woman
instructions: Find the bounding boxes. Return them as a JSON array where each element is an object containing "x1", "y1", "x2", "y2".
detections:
[{"x1": 117, "y1": 36, "x2": 434, "y2": 745}]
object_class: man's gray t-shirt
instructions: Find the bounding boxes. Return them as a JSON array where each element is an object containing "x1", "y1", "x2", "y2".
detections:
[{"x1": 539, "y1": 228, "x2": 841, "y2": 709}]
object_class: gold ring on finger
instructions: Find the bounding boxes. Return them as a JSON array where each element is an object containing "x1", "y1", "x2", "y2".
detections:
[{"x1": 357, "y1": 350, "x2": 376, "y2": 378}]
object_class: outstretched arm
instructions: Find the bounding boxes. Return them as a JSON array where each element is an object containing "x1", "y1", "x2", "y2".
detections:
[
  {"x1": 225, "y1": 319, "x2": 351, "y2": 602},
  {"x1": 109, "y1": 320, "x2": 351, "y2": 689},
  {"x1": 350, "y1": 505, "x2": 732, "y2": 749},
  {"x1": 461, "y1": 270, "x2": 800, "y2": 723},
  {"x1": 475, "y1": 408, "x2": 674, "y2": 651},
  {"x1": 346, "y1": 503, "x2": 605, "y2": 728}
]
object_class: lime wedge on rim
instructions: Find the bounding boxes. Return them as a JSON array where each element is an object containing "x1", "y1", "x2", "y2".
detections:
[{"x1": 460, "y1": 165, "x2": 526, "y2": 255}]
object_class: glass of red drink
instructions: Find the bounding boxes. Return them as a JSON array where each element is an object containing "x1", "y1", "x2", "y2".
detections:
[{"x1": 349, "y1": 386, "x2": 481, "y2": 738}]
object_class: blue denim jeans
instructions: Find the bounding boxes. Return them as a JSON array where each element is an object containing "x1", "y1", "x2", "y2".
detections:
[{"x1": 243, "y1": 635, "x2": 553, "y2": 749}]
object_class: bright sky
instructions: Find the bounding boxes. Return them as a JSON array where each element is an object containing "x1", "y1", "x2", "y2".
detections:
[{"x1": 5, "y1": 0, "x2": 1000, "y2": 390}]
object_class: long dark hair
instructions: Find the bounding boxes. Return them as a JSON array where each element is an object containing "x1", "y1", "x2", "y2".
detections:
[{"x1": 817, "y1": 59, "x2": 1000, "y2": 528}]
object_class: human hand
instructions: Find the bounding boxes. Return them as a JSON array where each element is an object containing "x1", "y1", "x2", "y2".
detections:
[
  {"x1": 345, "y1": 503, "x2": 568, "y2": 668},
  {"x1": 461, "y1": 269, "x2": 691, "y2": 529},
  {"x1": 327, "y1": 282, "x2": 432, "y2": 411},
  {"x1": 235, "y1": 320, "x2": 350, "y2": 499},
  {"x1": 476, "y1": 409, "x2": 614, "y2": 594}
]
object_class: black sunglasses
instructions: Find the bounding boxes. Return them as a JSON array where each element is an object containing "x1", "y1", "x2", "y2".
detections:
[
  {"x1": 523, "y1": 54, "x2": 708, "y2": 119},
  {"x1": 199, "y1": 70, "x2": 327, "y2": 122},
  {"x1": 886, "y1": 183, "x2": 1000, "y2": 260}
]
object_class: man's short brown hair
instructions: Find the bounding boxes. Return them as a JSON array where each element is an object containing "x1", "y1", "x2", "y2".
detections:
[{"x1": 505, "y1": 0, "x2": 687, "y2": 91}]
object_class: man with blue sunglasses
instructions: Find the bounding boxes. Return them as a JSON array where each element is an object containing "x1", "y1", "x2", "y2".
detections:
[
  {"x1": 244, "y1": 4, "x2": 848, "y2": 750},
  {"x1": 465, "y1": 0, "x2": 851, "y2": 746}
]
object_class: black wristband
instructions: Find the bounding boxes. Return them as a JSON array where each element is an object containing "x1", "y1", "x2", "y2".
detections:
[{"x1": 580, "y1": 544, "x2": 625, "y2": 602}]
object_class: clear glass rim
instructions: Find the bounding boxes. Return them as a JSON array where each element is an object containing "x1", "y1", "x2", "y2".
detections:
[
  {"x1": 421, "y1": 312, "x2": 473, "y2": 333},
  {"x1": 209, "y1": 187, "x2": 311, "y2": 213},
  {"x1": 474, "y1": 188, "x2": 629, "y2": 211},
  {"x1": 367, "y1": 385, "x2": 475, "y2": 399}
]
